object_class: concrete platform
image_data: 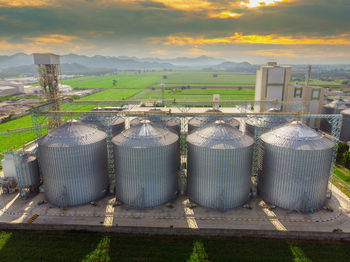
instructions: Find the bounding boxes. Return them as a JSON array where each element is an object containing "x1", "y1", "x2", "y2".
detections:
[{"x1": 0, "y1": 183, "x2": 349, "y2": 240}]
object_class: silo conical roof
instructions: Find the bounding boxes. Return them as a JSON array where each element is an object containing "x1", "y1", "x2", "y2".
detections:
[
  {"x1": 113, "y1": 120, "x2": 178, "y2": 147},
  {"x1": 39, "y1": 121, "x2": 106, "y2": 147},
  {"x1": 261, "y1": 121, "x2": 334, "y2": 150},
  {"x1": 187, "y1": 120, "x2": 253, "y2": 149}
]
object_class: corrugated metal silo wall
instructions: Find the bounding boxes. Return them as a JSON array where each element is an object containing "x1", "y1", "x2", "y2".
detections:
[
  {"x1": 187, "y1": 144, "x2": 253, "y2": 210},
  {"x1": 320, "y1": 106, "x2": 334, "y2": 133},
  {"x1": 340, "y1": 111, "x2": 350, "y2": 142},
  {"x1": 40, "y1": 140, "x2": 109, "y2": 207},
  {"x1": 21, "y1": 156, "x2": 40, "y2": 188},
  {"x1": 110, "y1": 120, "x2": 125, "y2": 136},
  {"x1": 114, "y1": 141, "x2": 179, "y2": 208},
  {"x1": 259, "y1": 143, "x2": 333, "y2": 212}
]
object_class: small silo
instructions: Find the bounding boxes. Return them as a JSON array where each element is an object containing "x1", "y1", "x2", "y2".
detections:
[
  {"x1": 187, "y1": 120, "x2": 254, "y2": 210},
  {"x1": 79, "y1": 115, "x2": 125, "y2": 136},
  {"x1": 188, "y1": 109, "x2": 240, "y2": 133},
  {"x1": 320, "y1": 99, "x2": 348, "y2": 133},
  {"x1": 38, "y1": 121, "x2": 109, "y2": 207},
  {"x1": 245, "y1": 108, "x2": 288, "y2": 137},
  {"x1": 340, "y1": 109, "x2": 350, "y2": 142},
  {"x1": 21, "y1": 154, "x2": 40, "y2": 189},
  {"x1": 130, "y1": 109, "x2": 181, "y2": 135},
  {"x1": 259, "y1": 121, "x2": 335, "y2": 212},
  {"x1": 113, "y1": 120, "x2": 179, "y2": 208}
]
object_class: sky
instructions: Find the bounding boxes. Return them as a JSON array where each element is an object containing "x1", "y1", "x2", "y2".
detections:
[{"x1": 0, "y1": 0, "x2": 349, "y2": 64}]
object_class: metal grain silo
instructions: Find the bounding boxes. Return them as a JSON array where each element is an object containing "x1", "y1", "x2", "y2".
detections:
[
  {"x1": 113, "y1": 120, "x2": 179, "y2": 208},
  {"x1": 259, "y1": 121, "x2": 334, "y2": 213},
  {"x1": 130, "y1": 109, "x2": 181, "y2": 135},
  {"x1": 79, "y1": 115, "x2": 125, "y2": 136},
  {"x1": 21, "y1": 154, "x2": 40, "y2": 189},
  {"x1": 188, "y1": 109, "x2": 240, "y2": 133},
  {"x1": 245, "y1": 108, "x2": 288, "y2": 137},
  {"x1": 187, "y1": 120, "x2": 254, "y2": 210},
  {"x1": 38, "y1": 121, "x2": 109, "y2": 207},
  {"x1": 341, "y1": 109, "x2": 350, "y2": 142},
  {"x1": 320, "y1": 99, "x2": 348, "y2": 133}
]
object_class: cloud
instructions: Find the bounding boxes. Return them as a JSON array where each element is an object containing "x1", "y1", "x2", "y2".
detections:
[
  {"x1": 0, "y1": 34, "x2": 93, "y2": 54},
  {"x1": 150, "y1": 33, "x2": 350, "y2": 46}
]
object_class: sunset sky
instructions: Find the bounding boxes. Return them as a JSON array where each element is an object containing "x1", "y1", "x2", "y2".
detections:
[{"x1": 0, "y1": 0, "x2": 349, "y2": 63}]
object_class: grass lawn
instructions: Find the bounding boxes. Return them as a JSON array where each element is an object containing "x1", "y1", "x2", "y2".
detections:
[
  {"x1": 334, "y1": 166, "x2": 350, "y2": 185},
  {"x1": 61, "y1": 73, "x2": 163, "y2": 89},
  {"x1": 0, "y1": 231, "x2": 349, "y2": 261}
]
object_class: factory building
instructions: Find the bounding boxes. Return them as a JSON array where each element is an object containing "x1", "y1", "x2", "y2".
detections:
[{"x1": 254, "y1": 62, "x2": 292, "y2": 112}]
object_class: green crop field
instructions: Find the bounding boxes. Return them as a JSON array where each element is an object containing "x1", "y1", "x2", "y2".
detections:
[
  {"x1": 291, "y1": 79, "x2": 347, "y2": 87},
  {"x1": 0, "y1": 231, "x2": 349, "y2": 262},
  {"x1": 61, "y1": 73, "x2": 163, "y2": 89},
  {"x1": 164, "y1": 72, "x2": 256, "y2": 87},
  {"x1": 79, "y1": 89, "x2": 141, "y2": 101},
  {"x1": 0, "y1": 115, "x2": 41, "y2": 155},
  {"x1": 131, "y1": 88, "x2": 255, "y2": 101}
]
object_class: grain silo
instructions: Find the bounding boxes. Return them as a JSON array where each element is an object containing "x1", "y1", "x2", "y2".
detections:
[
  {"x1": 38, "y1": 121, "x2": 109, "y2": 207},
  {"x1": 187, "y1": 120, "x2": 254, "y2": 210},
  {"x1": 245, "y1": 108, "x2": 288, "y2": 137},
  {"x1": 188, "y1": 109, "x2": 240, "y2": 133},
  {"x1": 320, "y1": 99, "x2": 348, "y2": 133},
  {"x1": 259, "y1": 121, "x2": 334, "y2": 213},
  {"x1": 113, "y1": 120, "x2": 179, "y2": 208},
  {"x1": 79, "y1": 115, "x2": 125, "y2": 136},
  {"x1": 130, "y1": 109, "x2": 181, "y2": 135},
  {"x1": 341, "y1": 109, "x2": 350, "y2": 142}
]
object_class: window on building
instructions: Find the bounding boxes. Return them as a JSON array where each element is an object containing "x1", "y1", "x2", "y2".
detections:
[
  {"x1": 294, "y1": 87, "x2": 302, "y2": 98},
  {"x1": 311, "y1": 89, "x2": 321, "y2": 100}
]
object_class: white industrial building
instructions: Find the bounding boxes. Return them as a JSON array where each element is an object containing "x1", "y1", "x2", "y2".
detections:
[{"x1": 0, "y1": 85, "x2": 24, "y2": 96}]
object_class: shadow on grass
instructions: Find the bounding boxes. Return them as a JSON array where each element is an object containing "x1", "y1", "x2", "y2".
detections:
[{"x1": 0, "y1": 231, "x2": 349, "y2": 262}]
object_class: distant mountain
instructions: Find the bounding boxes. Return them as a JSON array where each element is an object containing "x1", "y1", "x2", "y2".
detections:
[
  {"x1": 206, "y1": 61, "x2": 258, "y2": 72},
  {"x1": 0, "y1": 53, "x2": 33, "y2": 68},
  {"x1": 61, "y1": 54, "x2": 175, "y2": 70},
  {"x1": 0, "y1": 53, "x2": 226, "y2": 71}
]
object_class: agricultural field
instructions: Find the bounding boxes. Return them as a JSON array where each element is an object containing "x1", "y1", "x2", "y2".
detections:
[
  {"x1": 164, "y1": 72, "x2": 256, "y2": 87},
  {"x1": 0, "y1": 115, "x2": 39, "y2": 156},
  {"x1": 131, "y1": 88, "x2": 255, "y2": 102},
  {"x1": 79, "y1": 89, "x2": 141, "y2": 101},
  {"x1": 61, "y1": 73, "x2": 163, "y2": 89},
  {"x1": 0, "y1": 231, "x2": 349, "y2": 262},
  {"x1": 291, "y1": 78, "x2": 348, "y2": 87}
]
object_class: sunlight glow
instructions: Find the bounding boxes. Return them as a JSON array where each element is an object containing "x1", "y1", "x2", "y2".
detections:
[
  {"x1": 241, "y1": 0, "x2": 285, "y2": 8},
  {"x1": 151, "y1": 33, "x2": 350, "y2": 46}
]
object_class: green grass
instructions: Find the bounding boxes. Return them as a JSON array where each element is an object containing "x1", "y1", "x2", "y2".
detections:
[
  {"x1": 334, "y1": 166, "x2": 350, "y2": 185},
  {"x1": 61, "y1": 73, "x2": 163, "y2": 89},
  {"x1": 164, "y1": 72, "x2": 256, "y2": 87},
  {"x1": 0, "y1": 95, "x2": 41, "y2": 103},
  {"x1": 131, "y1": 88, "x2": 255, "y2": 101},
  {"x1": 0, "y1": 231, "x2": 349, "y2": 261}
]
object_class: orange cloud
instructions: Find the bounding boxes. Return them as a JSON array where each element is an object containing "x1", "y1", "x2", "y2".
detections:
[
  {"x1": 150, "y1": 33, "x2": 350, "y2": 46},
  {"x1": 0, "y1": 0, "x2": 51, "y2": 7},
  {"x1": 23, "y1": 34, "x2": 81, "y2": 45},
  {"x1": 0, "y1": 34, "x2": 92, "y2": 54},
  {"x1": 208, "y1": 11, "x2": 242, "y2": 19}
]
